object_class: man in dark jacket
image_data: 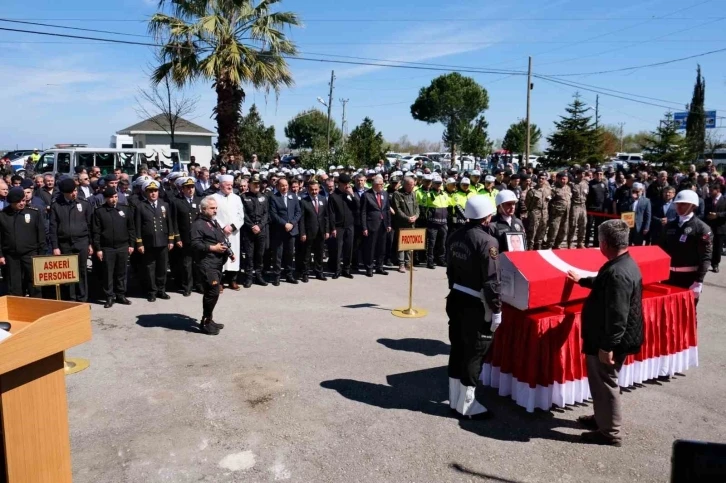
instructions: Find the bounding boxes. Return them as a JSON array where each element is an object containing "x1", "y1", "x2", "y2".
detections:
[
  {"x1": 327, "y1": 174, "x2": 358, "y2": 279},
  {"x1": 240, "y1": 174, "x2": 269, "y2": 287},
  {"x1": 705, "y1": 183, "x2": 726, "y2": 272},
  {"x1": 299, "y1": 179, "x2": 330, "y2": 282},
  {"x1": 170, "y1": 177, "x2": 202, "y2": 296},
  {"x1": 567, "y1": 220, "x2": 643, "y2": 447},
  {"x1": 390, "y1": 176, "x2": 419, "y2": 273},
  {"x1": 268, "y1": 178, "x2": 301, "y2": 285},
  {"x1": 359, "y1": 175, "x2": 391, "y2": 277}
]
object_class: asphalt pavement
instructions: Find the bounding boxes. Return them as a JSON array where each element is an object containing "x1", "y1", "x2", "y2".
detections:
[{"x1": 66, "y1": 264, "x2": 726, "y2": 482}]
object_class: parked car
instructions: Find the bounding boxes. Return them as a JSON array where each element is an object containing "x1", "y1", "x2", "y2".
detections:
[{"x1": 1, "y1": 149, "x2": 35, "y2": 169}]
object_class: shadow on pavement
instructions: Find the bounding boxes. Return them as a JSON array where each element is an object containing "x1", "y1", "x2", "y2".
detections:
[
  {"x1": 377, "y1": 338, "x2": 450, "y2": 357},
  {"x1": 449, "y1": 463, "x2": 525, "y2": 483},
  {"x1": 341, "y1": 302, "x2": 392, "y2": 311},
  {"x1": 321, "y1": 366, "x2": 583, "y2": 444},
  {"x1": 136, "y1": 313, "x2": 201, "y2": 333}
]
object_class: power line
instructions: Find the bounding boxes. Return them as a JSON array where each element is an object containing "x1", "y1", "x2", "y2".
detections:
[
  {"x1": 537, "y1": 76, "x2": 679, "y2": 110},
  {"x1": 5, "y1": 16, "x2": 726, "y2": 22},
  {"x1": 0, "y1": 17, "x2": 149, "y2": 38}
]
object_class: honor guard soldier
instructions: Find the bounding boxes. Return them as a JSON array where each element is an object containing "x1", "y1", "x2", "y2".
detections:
[
  {"x1": 49, "y1": 178, "x2": 93, "y2": 301},
  {"x1": 170, "y1": 177, "x2": 202, "y2": 296},
  {"x1": 445, "y1": 196, "x2": 501, "y2": 419},
  {"x1": 240, "y1": 174, "x2": 269, "y2": 287},
  {"x1": 658, "y1": 189, "x2": 712, "y2": 305},
  {"x1": 0, "y1": 187, "x2": 46, "y2": 297},
  {"x1": 490, "y1": 190, "x2": 527, "y2": 252},
  {"x1": 135, "y1": 179, "x2": 174, "y2": 302},
  {"x1": 191, "y1": 196, "x2": 232, "y2": 335},
  {"x1": 92, "y1": 187, "x2": 135, "y2": 308}
]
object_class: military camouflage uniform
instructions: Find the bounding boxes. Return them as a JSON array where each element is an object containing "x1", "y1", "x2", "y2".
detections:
[
  {"x1": 545, "y1": 182, "x2": 571, "y2": 249},
  {"x1": 525, "y1": 185, "x2": 548, "y2": 250},
  {"x1": 567, "y1": 179, "x2": 589, "y2": 248}
]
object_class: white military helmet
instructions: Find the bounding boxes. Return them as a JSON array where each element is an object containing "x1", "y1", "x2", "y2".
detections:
[
  {"x1": 464, "y1": 195, "x2": 495, "y2": 219},
  {"x1": 495, "y1": 190, "x2": 518, "y2": 206},
  {"x1": 673, "y1": 189, "x2": 699, "y2": 206}
]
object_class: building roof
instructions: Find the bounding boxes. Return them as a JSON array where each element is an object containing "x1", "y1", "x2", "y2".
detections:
[{"x1": 117, "y1": 115, "x2": 215, "y2": 136}]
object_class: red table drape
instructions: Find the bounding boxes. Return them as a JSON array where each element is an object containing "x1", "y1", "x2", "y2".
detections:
[{"x1": 480, "y1": 284, "x2": 698, "y2": 412}]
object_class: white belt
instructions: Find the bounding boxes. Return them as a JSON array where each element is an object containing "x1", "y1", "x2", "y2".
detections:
[
  {"x1": 670, "y1": 266, "x2": 698, "y2": 273},
  {"x1": 453, "y1": 283, "x2": 480, "y2": 298}
]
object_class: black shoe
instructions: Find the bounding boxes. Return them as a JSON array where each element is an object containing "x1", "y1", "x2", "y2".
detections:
[
  {"x1": 116, "y1": 296, "x2": 131, "y2": 305},
  {"x1": 316, "y1": 273, "x2": 327, "y2": 281},
  {"x1": 712, "y1": 265, "x2": 720, "y2": 273},
  {"x1": 194, "y1": 285, "x2": 204, "y2": 294},
  {"x1": 104, "y1": 298, "x2": 114, "y2": 309},
  {"x1": 208, "y1": 318, "x2": 225, "y2": 329},
  {"x1": 301, "y1": 275, "x2": 309, "y2": 283},
  {"x1": 332, "y1": 272, "x2": 341, "y2": 280},
  {"x1": 366, "y1": 269, "x2": 373, "y2": 278},
  {"x1": 157, "y1": 292, "x2": 170, "y2": 300},
  {"x1": 342, "y1": 271, "x2": 354, "y2": 279},
  {"x1": 200, "y1": 320, "x2": 220, "y2": 335},
  {"x1": 254, "y1": 275, "x2": 268, "y2": 287},
  {"x1": 182, "y1": 291, "x2": 192, "y2": 297},
  {"x1": 375, "y1": 269, "x2": 388, "y2": 276},
  {"x1": 576, "y1": 415, "x2": 599, "y2": 431},
  {"x1": 287, "y1": 277, "x2": 299, "y2": 285},
  {"x1": 272, "y1": 278, "x2": 281, "y2": 287},
  {"x1": 243, "y1": 278, "x2": 252, "y2": 289},
  {"x1": 148, "y1": 295, "x2": 157, "y2": 302},
  {"x1": 427, "y1": 264, "x2": 435, "y2": 270},
  {"x1": 580, "y1": 431, "x2": 621, "y2": 447}
]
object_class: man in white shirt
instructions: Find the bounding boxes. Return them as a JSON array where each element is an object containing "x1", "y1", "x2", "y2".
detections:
[{"x1": 211, "y1": 175, "x2": 244, "y2": 290}]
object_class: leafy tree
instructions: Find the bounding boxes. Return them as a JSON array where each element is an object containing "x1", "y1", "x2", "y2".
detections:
[
  {"x1": 599, "y1": 125, "x2": 622, "y2": 156},
  {"x1": 501, "y1": 120, "x2": 542, "y2": 154},
  {"x1": 149, "y1": 0, "x2": 300, "y2": 157},
  {"x1": 642, "y1": 112, "x2": 688, "y2": 166},
  {"x1": 284, "y1": 109, "x2": 342, "y2": 149},
  {"x1": 461, "y1": 116, "x2": 493, "y2": 158},
  {"x1": 622, "y1": 131, "x2": 651, "y2": 153},
  {"x1": 545, "y1": 93, "x2": 601, "y2": 165},
  {"x1": 299, "y1": 144, "x2": 353, "y2": 170},
  {"x1": 347, "y1": 117, "x2": 385, "y2": 168},
  {"x1": 685, "y1": 64, "x2": 706, "y2": 160},
  {"x1": 238, "y1": 104, "x2": 277, "y2": 162},
  {"x1": 410, "y1": 73, "x2": 489, "y2": 166},
  {"x1": 385, "y1": 136, "x2": 441, "y2": 155}
]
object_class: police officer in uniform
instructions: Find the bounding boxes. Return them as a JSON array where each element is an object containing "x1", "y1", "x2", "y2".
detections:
[
  {"x1": 659, "y1": 189, "x2": 712, "y2": 305},
  {"x1": 170, "y1": 177, "x2": 202, "y2": 296},
  {"x1": 92, "y1": 187, "x2": 135, "y2": 308},
  {"x1": 49, "y1": 178, "x2": 93, "y2": 301},
  {"x1": 446, "y1": 196, "x2": 501, "y2": 419},
  {"x1": 490, "y1": 190, "x2": 527, "y2": 252},
  {"x1": 586, "y1": 168, "x2": 609, "y2": 248},
  {"x1": 424, "y1": 175, "x2": 450, "y2": 268},
  {"x1": 240, "y1": 174, "x2": 269, "y2": 287},
  {"x1": 191, "y1": 196, "x2": 231, "y2": 335},
  {"x1": 135, "y1": 179, "x2": 174, "y2": 302}
]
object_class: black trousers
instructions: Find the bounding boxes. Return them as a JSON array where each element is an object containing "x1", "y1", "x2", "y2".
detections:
[
  {"x1": 352, "y1": 225, "x2": 364, "y2": 270},
  {"x1": 446, "y1": 291, "x2": 492, "y2": 387},
  {"x1": 272, "y1": 232, "x2": 296, "y2": 277},
  {"x1": 303, "y1": 232, "x2": 326, "y2": 275},
  {"x1": 101, "y1": 247, "x2": 129, "y2": 298},
  {"x1": 143, "y1": 246, "x2": 168, "y2": 295},
  {"x1": 201, "y1": 266, "x2": 221, "y2": 318},
  {"x1": 2, "y1": 254, "x2": 41, "y2": 298},
  {"x1": 713, "y1": 232, "x2": 723, "y2": 268},
  {"x1": 331, "y1": 225, "x2": 354, "y2": 273},
  {"x1": 384, "y1": 228, "x2": 395, "y2": 264},
  {"x1": 172, "y1": 246, "x2": 194, "y2": 292},
  {"x1": 363, "y1": 225, "x2": 387, "y2": 270},
  {"x1": 426, "y1": 224, "x2": 448, "y2": 266},
  {"x1": 586, "y1": 211, "x2": 605, "y2": 247},
  {"x1": 59, "y1": 241, "x2": 89, "y2": 302},
  {"x1": 242, "y1": 230, "x2": 267, "y2": 278}
]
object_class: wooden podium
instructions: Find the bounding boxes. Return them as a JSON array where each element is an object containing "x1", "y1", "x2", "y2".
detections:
[{"x1": 0, "y1": 296, "x2": 91, "y2": 483}]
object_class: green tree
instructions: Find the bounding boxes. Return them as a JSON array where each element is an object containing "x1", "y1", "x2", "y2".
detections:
[
  {"x1": 545, "y1": 93, "x2": 601, "y2": 165},
  {"x1": 642, "y1": 112, "x2": 688, "y2": 167},
  {"x1": 685, "y1": 64, "x2": 706, "y2": 160},
  {"x1": 622, "y1": 131, "x2": 651, "y2": 152},
  {"x1": 149, "y1": 0, "x2": 300, "y2": 157},
  {"x1": 237, "y1": 104, "x2": 277, "y2": 162},
  {"x1": 501, "y1": 120, "x2": 542, "y2": 154},
  {"x1": 410, "y1": 73, "x2": 489, "y2": 166},
  {"x1": 461, "y1": 116, "x2": 493, "y2": 158},
  {"x1": 347, "y1": 117, "x2": 384, "y2": 168},
  {"x1": 284, "y1": 109, "x2": 342, "y2": 149}
]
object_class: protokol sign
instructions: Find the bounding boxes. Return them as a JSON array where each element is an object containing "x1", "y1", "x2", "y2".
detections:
[
  {"x1": 397, "y1": 228, "x2": 427, "y2": 251},
  {"x1": 621, "y1": 212, "x2": 635, "y2": 229},
  {"x1": 32, "y1": 255, "x2": 80, "y2": 286}
]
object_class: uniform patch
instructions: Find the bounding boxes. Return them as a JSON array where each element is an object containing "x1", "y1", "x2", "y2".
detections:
[
  {"x1": 684, "y1": 227, "x2": 692, "y2": 234},
  {"x1": 24, "y1": 213, "x2": 30, "y2": 224},
  {"x1": 192, "y1": 203, "x2": 197, "y2": 208},
  {"x1": 119, "y1": 210, "x2": 125, "y2": 217},
  {"x1": 77, "y1": 203, "x2": 82, "y2": 212},
  {"x1": 704, "y1": 232, "x2": 713, "y2": 242},
  {"x1": 489, "y1": 247, "x2": 498, "y2": 259},
  {"x1": 514, "y1": 224, "x2": 521, "y2": 231},
  {"x1": 258, "y1": 197, "x2": 265, "y2": 202}
]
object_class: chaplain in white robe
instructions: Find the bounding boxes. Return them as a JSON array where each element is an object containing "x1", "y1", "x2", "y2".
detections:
[{"x1": 211, "y1": 175, "x2": 244, "y2": 276}]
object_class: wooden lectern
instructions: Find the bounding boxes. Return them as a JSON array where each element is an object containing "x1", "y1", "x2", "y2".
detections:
[{"x1": 0, "y1": 296, "x2": 91, "y2": 483}]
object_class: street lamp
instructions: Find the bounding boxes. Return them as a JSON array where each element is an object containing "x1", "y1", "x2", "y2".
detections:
[{"x1": 317, "y1": 97, "x2": 328, "y2": 107}]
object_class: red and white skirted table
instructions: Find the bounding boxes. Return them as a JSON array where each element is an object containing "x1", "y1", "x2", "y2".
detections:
[{"x1": 480, "y1": 284, "x2": 698, "y2": 413}]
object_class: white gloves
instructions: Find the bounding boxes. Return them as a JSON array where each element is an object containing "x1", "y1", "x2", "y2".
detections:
[
  {"x1": 490, "y1": 312, "x2": 502, "y2": 333},
  {"x1": 689, "y1": 282, "x2": 703, "y2": 299}
]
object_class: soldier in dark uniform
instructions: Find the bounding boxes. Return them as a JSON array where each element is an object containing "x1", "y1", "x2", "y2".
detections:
[
  {"x1": 92, "y1": 187, "x2": 135, "y2": 308},
  {"x1": 658, "y1": 189, "x2": 712, "y2": 305},
  {"x1": 240, "y1": 174, "x2": 269, "y2": 288},
  {"x1": 0, "y1": 187, "x2": 46, "y2": 297},
  {"x1": 586, "y1": 168, "x2": 609, "y2": 247},
  {"x1": 191, "y1": 196, "x2": 232, "y2": 335},
  {"x1": 170, "y1": 177, "x2": 202, "y2": 296},
  {"x1": 49, "y1": 178, "x2": 93, "y2": 301},
  {"x1": 327, "y1": 174, "x2": 358, "y2": 279},
  {"x1": 489, "y1": 190, "x2": 527, "y2": 252},
  {"x1": 134, "y1": 179, "x2": 174, "y2": 302},
  {"x1": 446, "y1": 196, "x2": 501, "y2": 419},
  {"x1": 89, "y1": 174, "x2": 128, "y2": 208}
]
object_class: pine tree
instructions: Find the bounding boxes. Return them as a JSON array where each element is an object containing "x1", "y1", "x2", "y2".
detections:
[
  {"x1": 501, "y1": 120, "x2": 542, "y2": 154},
  {"x1": 545, "y1": 93, "x2": 600, "y2": 165},
  {"x1": 685, "y1": 64, "x2": 706, "y2": 160},
  {"x1": 642, "y1": 112, "x2": 687, "y2": 167},
  {"x1": 237, "y1": 104, "x2": 278, "y2": 161},
  {"x1": 461, "y1": 116, "x2": 493, "y2": 158}
]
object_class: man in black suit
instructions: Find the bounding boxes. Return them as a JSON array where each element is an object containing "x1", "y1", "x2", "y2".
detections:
[
  {"x1": 649, "y1": 186, "x2": 677, "y2": 243},
  {"x1": 628, "y1": 183, "x2": 651, "y2": 246},
  {"x1": 299, "y1": 179, "x2": 331, "y2": 282},
  {"x1": 360, "y1": 175, "x2": 392, "y2": 277},
  {"x1": 170, "y1": 177, "x2": 202, "y2": 296},
  {"x1": 327, "y1": 174, "x2": 358, "y2": 279},
  {"x1": 705, "y1": 183, "x2": 726, "y2": 272},
  {"x1": 269, "y1": 178, "x2": 301, "y2": 285}
]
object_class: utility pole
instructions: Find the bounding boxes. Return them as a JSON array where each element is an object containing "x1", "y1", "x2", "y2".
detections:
[
  {"x1": 340, "y1": 98, "x2": 349, "y2": 142},
  {"x1": 326, "y1": 70, "x2": 335, "y2": 150},
  {"x1": 595, "y1": 95, "x2": 600, "y2": 130},
  {"x1": 618, "y1": 122, "x2": 625, "y2": 152},
  {"x1": 525, "y1": 56, "x2": 533, "y2": 167}
]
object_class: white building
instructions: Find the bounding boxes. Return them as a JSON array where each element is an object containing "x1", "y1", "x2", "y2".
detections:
[{"x1": 112, "y1": 115, "x2": 216, "y2": 166}]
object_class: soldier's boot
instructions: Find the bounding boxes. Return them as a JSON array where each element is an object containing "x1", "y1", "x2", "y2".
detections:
[{"x1": 200, "y1": 317, "x2": 220, "y2": 335}]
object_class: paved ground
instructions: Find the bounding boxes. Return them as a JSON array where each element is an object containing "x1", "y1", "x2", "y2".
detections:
[{"x1": 67, "y1": 264, "x2": 726, "y2": 483}]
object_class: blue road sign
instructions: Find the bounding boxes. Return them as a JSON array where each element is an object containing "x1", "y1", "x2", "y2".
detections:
[{"x1": 673, "y1": 111, "x2": 717, "y2": 129}]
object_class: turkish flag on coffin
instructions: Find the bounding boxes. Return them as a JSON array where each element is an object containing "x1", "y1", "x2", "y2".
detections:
[{"x1": 500, "y1": 246, "x2": 671, "y2": 311}]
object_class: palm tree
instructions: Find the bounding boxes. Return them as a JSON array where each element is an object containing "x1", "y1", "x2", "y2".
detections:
[{"x1": 149, "y1": 0, "x2": 300, "y2": 156}]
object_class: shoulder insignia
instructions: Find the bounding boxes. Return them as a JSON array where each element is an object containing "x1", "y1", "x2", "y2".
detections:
[
  {"x1": 489, "y1": 246, "x2": 498, "y2": 259},
  {"x1": 27, "y1": 206, "x2": 39, "y2": 211},
  {"x1": 703, "y1": 232, "x2": 713, "y2": 242}
]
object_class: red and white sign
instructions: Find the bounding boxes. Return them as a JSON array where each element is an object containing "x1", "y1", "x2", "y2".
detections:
[{"x1": 500, "y1": 246, "x2": 671, "y2": 311}]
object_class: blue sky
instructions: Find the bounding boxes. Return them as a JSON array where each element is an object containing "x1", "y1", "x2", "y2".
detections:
[{"x1": 1, "y1": 0, "x2": 724, "y2": 153}]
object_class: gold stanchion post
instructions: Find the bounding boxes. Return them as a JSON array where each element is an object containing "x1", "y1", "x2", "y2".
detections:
[{"x1": 392, "y1": 247, "x2": 428, "y2": 318}]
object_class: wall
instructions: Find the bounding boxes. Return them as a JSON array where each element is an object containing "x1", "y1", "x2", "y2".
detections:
[{"x1": 140, "y1": 134, "x2": 213, "y2": 167}]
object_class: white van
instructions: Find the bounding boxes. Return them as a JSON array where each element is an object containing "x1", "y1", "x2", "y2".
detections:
[{"x1": 33, "y1": 148, "x2": 182, "y2": 176}]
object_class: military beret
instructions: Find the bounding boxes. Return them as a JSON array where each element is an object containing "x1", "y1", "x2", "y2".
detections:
[
  {"x1": 338, "y1": 174, "x2": 351, "y2": 184},
  {"x1": 104, "y1": 174, "x2": 118, "y2": 182},
  {"x1": 58, "y1": 178, "x2": 76, "y2": 194},
  {"x1": 7, "y1": 187, "x2": 24, "y2": 203},
  {"x1": 21, "y1": 178, "x2": 34, "y2": 189}
]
